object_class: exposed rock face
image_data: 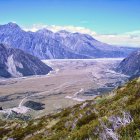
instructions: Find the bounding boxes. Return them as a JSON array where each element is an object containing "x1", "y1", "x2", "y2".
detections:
[
  {"x1": 55, "y1": 31, "x2": 135, "y2": 58},
  {"x1": 116, "y1": 50, "x2": 140, "y2": 78},
  {"x1": 0, "y1": 43, "x2": 52, "y2": 78},
  {"x1": 0, "y1": 22, "x2": 137, "y2": 59}
]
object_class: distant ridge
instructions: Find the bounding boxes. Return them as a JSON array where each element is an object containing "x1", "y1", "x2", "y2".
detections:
[{"x1": 0, "y1": 22, "x2": 138, "y2": 59}]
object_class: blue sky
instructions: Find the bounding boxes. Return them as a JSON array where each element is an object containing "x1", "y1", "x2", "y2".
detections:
[{"x1": 0, "y1": 0, "x2": 140, "y2": 34}]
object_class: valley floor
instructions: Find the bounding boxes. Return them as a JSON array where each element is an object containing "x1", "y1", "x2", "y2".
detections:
[{"x1": 0, "y1": 58, "x2": 128, "y2": 118}]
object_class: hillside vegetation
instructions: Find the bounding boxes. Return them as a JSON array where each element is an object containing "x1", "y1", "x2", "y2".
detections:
[{"x1": 1, "y1": 78, "x2": 140, "y2": 140}]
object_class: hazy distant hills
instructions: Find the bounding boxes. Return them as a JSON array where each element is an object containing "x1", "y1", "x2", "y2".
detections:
[
  {"x1": 116, "y1": 50, "x2": 140, "y2": 78},
  {"x1": 0, "y1": 22, "x2": 137, "y2": 59},
  {"x1": 0, "y1": 43, "x2": 52, "y2": 78}
]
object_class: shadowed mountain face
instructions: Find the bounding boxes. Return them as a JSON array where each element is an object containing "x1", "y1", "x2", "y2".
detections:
[
  {"x1": 0, "y1": 22, "x2": 137, "y2": 59},
  {"x1": 116, "y1": 50, "x2": 140, "y2": 78},
  {"x1": 0, "y1": 43, "x2": 52, "y2": 78}
]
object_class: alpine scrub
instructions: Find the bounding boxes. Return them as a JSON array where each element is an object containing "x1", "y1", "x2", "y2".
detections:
[{"x1": 1, "y1": 78, "x2": 140, "y2": 140}]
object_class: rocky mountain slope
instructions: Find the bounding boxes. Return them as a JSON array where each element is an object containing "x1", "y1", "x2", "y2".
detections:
[
  {"x1": 0, "y1": 22, "x2": 137, "y2": 59},
  {"x1": 116, "y1": 50, "x2": 140, "y2": 78},
  {"x1": 0, "y1": 43, "x2": 52, "y2": 78},
  {"x1": 1, "y1": 78, "x2": 140, "y2": 140},
  {"x1": 55, "y1": 30, "x2": 136, "y2": 58}
]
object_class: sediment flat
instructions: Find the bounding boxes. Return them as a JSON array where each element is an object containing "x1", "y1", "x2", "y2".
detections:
[{"x1": 0, "y1": 58, "x2": 128, "y2": 117}]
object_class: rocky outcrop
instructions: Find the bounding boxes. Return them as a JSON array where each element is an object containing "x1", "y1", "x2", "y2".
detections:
[{"x1": 116, "y1": 50, "x2": 140, "y2": 78}]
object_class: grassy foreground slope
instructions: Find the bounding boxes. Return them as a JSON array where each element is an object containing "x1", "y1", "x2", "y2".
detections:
[{"x1": 1, "y1": 78, "x2": 140, "y2": 140}]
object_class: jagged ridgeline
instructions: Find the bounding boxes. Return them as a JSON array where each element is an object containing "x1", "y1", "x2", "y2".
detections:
[
  {"x1": 0, "y1": 22, "x2": 138, "y2": 59},
  {"x1": 1, "y1": 78, "x2": 140, "y2": 140}
]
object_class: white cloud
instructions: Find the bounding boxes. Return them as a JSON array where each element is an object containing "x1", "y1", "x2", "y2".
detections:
[
  {"x1": 22, "y1": 24, "x2": 140, "y2": 47},
  {"x1": 23, "y1": 24, "x2": 96, "y2": 35},
  {"x1": 94, "y1": 32, "x2": 140, "y2": 47}
]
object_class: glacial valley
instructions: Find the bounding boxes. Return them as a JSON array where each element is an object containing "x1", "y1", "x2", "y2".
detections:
[{"x1": 0, "y1": 58, "x2": 128, "y2": 118}]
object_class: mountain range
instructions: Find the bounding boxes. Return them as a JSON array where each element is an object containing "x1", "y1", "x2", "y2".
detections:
[
  {"x1": 0, "y1": 22, "x2": 140, "y2": 139},
  {"x1": 0, "y1": 43, "x2": 52, "y2": 78},
  {"x1": 0, "y1": 22, "x2": 138, "y2": 59}
]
